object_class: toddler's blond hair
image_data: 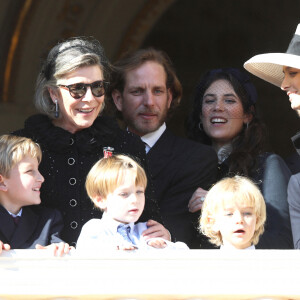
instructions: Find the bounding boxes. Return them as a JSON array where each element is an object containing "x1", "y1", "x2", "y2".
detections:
[
  {"x1": 200, "y1": 176, "x2": 266, "y2": 246},
  {"x1": 86, "y1": 155, "x2": 147, "y2": 209}
]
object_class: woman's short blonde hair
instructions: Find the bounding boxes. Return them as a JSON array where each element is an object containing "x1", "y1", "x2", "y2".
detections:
[
  {"x1": 86, "y1": 155, "x2": 147, "y2": 208},
  {"x1": 200, "y1": 176, "x2": 266, "y2": 246},
  {"x1": 0, "y1": 135, "x2": 42, "y2": 177}
]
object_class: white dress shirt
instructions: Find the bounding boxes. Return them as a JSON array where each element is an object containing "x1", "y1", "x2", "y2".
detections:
[{"x1": 140, "y1": 123, "x2": 166, "y2": 153}]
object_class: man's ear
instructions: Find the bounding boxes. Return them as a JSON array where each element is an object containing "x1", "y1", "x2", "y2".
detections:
[
  {"x1": 112, "y1": 90, "x2": 123, "y2": 112},
  {"x1": 93, "y1": 195, "x2": 106, "y2": 210},
  {"x1": 0, "y1": 175, "x2": 8, "y2": 192},
  {"x1": 167, "y1": 88, "x2": 173, "y2": 109}
]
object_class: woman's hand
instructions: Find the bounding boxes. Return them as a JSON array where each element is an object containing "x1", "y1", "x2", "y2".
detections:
[
  {"x1": 188, "y1": 187, "x2": 208, "y2": 213},
  {"x1": 143, "y1": 220, "x2": 171, "y2": 241}
]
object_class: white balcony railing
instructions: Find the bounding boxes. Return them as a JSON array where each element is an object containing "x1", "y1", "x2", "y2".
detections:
[{"x1": 0, "y1": 249, "x2": 300, "y2": 299}]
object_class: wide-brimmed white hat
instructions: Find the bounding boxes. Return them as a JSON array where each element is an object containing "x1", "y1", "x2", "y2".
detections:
[{"x1": 244, "y1": 23, "x2": 300, "y2": 87}]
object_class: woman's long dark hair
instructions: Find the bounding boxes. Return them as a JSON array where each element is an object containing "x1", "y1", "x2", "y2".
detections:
[{"x1": 186, "y1": 68, "x2": 266, "y2": 176}]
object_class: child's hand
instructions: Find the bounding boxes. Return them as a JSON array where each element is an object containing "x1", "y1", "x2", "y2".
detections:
[
  {"x1": 35, "y1": 242, "x2": 73, "y2": 256},
  {"x1": 116, "y1": 243, "x2": 137, "y2": 251},
  {"x1": 147, "y1": 238, "x2": 167, "y2": 249},
  {"x1": 143, "y1": 220, "x2": 171, "y2": 241},
  {"x1": 0, "y1": 241, "x2": 10, "y2": 254}
]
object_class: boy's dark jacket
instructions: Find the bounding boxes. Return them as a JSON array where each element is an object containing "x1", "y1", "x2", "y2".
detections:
[{"x1": 0, "y1": 205, "x2": 64, "y2": 249}]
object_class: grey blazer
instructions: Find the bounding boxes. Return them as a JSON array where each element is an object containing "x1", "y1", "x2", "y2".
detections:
[{"x1": 288, "y1": 173, "x2": 300, "y2": 248}]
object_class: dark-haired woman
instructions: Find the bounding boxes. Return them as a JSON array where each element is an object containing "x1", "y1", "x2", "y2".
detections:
[{"x1": 187, "y1": 68, "x2": 293, "y2": 249}]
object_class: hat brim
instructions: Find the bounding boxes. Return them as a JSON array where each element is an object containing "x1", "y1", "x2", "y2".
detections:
[{"x1": 244, "y1": 53, "x2": 300, "y2": 87}]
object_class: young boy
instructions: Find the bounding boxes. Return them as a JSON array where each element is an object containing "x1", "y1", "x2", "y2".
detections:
[
  {"x1": 200, "y1": 176, "x2": 266, "y2": 250},
  {"x1": 76, "y1": 155, "x2": 188, "y2": 251},
  {"x1": 0, "y1": 134, "x2": 70, "y2": 256}
]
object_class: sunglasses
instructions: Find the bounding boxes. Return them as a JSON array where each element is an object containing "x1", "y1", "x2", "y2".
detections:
[{"x1": 58, "y1": 80, "x2": 109, "y2": 99}]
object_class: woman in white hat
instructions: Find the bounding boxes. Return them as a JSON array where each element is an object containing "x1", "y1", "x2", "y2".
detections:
[
  {"x1": 244, "y1": 24, "x2": 300, "y2": 248},
  {"x1": 244, "y1": 24, "x2": 300, "y2": 115}
]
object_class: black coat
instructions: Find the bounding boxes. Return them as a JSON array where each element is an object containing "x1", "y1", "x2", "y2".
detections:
[
  {"x1": 13, "y1": 114, "x2": 159, "y2": 246},
  {"x1": 147, "y1": 129, "x2": 218, "y2": 248},
  {"x1": 0, "y1": 205, "x2": 64, "y2": 249}
]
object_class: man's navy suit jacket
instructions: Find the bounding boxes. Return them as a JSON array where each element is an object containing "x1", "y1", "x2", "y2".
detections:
[{"x1": 147, "y1": 129, "x2": 217, "y2": 248}]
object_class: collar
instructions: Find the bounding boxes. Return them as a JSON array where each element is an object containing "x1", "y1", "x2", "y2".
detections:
[
  {"x1": 220, "y1": 244, "x2": 255, "y2": 250},
  {"x1": 6, "y1": 208, "x2": 23, "y2": 218},
  {"x1": 217, "y1": 143, "x2": 232, "y2": 164},
  {"x1": 101, "y1": 212, "x2": 135, "y2": 232},
  {"x1": 21, "y1": 114, "x2": 120, "y2": 154},
  {"x1": 291, "y1": 131, "x2": 300, "y2": 155},
  {"x1": 140, "y1": 123, "x2": 166, "y2": 149}
]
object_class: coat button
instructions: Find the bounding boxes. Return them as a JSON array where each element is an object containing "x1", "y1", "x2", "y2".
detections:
[
  {"x1": 69, "y1": 178, "x2": 76, "y2": 185},
  {"x1": 70, "y1": 221, "x2": 78, "y2": 229},
  {"x1": 68, "y1": 158, "x2": 75, "y2": 165},
  {"x1": 69, "y1": 199, "x2": 77, "y2": 207}
]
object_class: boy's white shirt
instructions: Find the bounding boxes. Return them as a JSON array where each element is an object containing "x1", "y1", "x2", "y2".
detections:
[{"x1": 76, "y1": 212, "x2": 189, "y2": 252}]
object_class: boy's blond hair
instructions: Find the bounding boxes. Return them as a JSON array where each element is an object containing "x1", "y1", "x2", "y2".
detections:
[
  {"x1": 200, "y1": 176, "x2": 266, "y2": 246},
  {"x1": 86, "y1": 155, "x2": 147, "y2": 208},
  {"x1": 0, "y1": 135, "x2": 42, "y2": 177}
]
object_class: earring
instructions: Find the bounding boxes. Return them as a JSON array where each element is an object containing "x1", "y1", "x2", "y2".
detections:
[
  {"x1": 245, "y1": 122, "x2": 249, "y2": 130},
  {"x1": 99, "y1": 101, "x2": 105, "y2": 115},
  {"x1": 54, "y1": 99, "x2": 59, "y2": 118},
  {"x1": 198, "y1": 121, "x2": 204, "y2": 131}
]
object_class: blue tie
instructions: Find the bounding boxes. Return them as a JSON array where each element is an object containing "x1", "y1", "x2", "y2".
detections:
[{"x1": 117, "y1": 224, "x2": 135, "y2": 244}]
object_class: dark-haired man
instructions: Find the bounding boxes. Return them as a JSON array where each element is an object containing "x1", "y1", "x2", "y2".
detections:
[{"x1": 109, "y1": 48, "x2": 217, "y2": 248}]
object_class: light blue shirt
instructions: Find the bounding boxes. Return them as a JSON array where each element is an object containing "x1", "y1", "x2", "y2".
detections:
[
  {"x1": 76, "y1": 212, "x2": 188, "y2": 252},
  {"x1": 7, "y1": 208, "x2": 22, "y2": 218}
]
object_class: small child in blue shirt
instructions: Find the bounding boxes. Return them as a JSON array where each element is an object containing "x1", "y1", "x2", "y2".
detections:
[
  {"x1": 76, "y1": 154, "x2": 188, "y2": 251},
  {"x1": 199, "y1": 176, "x2": 266, "y2": 250}
]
